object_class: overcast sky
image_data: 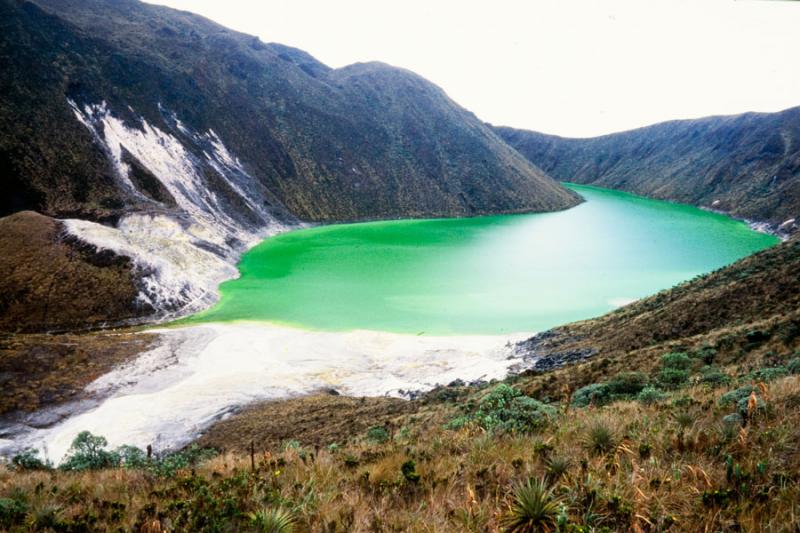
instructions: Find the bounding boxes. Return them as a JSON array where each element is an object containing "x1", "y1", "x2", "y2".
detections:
[{"x1": 148, "y1": 0, "x2": 800, "y2": 137}]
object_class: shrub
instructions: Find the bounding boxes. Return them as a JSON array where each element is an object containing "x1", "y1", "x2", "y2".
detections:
[
  {"x1": 401, "y1": 460, "x2": 420, "y2": 483},
  {"x1": 444, "y1": 416, "x2": 471, "y2": 431},
  {"x1": 637, "y1": 386, "x2": 666, "y2": 405},
  {"x1": 117, "y1": 445, "x2": 148, "y2": 468},
  {"x1": 661, "y1": 352, "x2": 692, "y2": 370},
  {"x1": 722, "y1": 413, "x2": 744, "y2": 427},
  {"x1": 737, "y1": 395, "x2": 767, "y2": 417},
  {"x1": 11, "y1": 448, "x2": 51, "y2": 470},
  {"x1": 59, "y1": 431, "x2": 120, "y2": 471},
  {"x1": 583, "y1": 422, "x2": 617, "y2": 455},
  {"x1": 788, "y1": 358, "x2": 800, "y2": 375},
  {"x1": 571, "y1": 383, "x2": 612, "y2": 407},
  {"x1": 719, "y1": 386, "x2": 757, "y2": 407},
  {"x1": 657, "y1": 368, "x2": 690, "y2": 389},
  {"x1": 0, "y1": 498, "x2": 28, "y2": 529},
  {"x1": 693, "y1": 346, "x2": 717, "y2": 364},
  {"x1": 745, "y1": 329, "x2": 771, "y2": 346},
  {"x1": 450, "y1": 384, "x2": 556, "y2": 433},
  {"x1": 747, "y1": 367, "x2": 788, "y2": 382},
  {"x1": 607, "y1": 372, "x2": 649, "y2": 395},
  {"x1": 698, "y1": 366, "x2": 731, "y2": 387},
  {"x1": 496, "y1": 396, "x2": 558, "y2": 432},
  {"x1": 366, "y1": 426, "x2": 390, "y2": 444},
  {"x1": 249, "y1": 507, "x2": 295, "y2": 533},
  {"x1": 502, "y1": 478, "x2": 560, "y2": 532},
  {"x1": 149, "y1": 445, "x2": 216, "y2": 477}
]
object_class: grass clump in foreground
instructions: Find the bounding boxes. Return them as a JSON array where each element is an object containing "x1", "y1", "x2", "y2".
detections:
[{"x1": 502, "y1": 478, "x2": 561, "y2": 532}]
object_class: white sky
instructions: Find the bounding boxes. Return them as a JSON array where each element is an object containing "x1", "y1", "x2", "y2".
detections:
[{"x1": 148, "y1": 0, "x2": 800, "y2": 137}]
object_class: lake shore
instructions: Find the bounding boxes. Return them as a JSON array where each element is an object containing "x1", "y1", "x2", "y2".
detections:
[{"x1": 1, "y1": 322, "x2": 530, "y2": 464}]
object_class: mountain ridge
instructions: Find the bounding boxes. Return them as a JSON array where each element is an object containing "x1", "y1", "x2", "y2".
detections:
[
  {"x1": 3, "y1": 0, "x2": 579, "y2": 223},
  {"x1": 495, "y1": 106, "x2": 800, "y2": 233}
]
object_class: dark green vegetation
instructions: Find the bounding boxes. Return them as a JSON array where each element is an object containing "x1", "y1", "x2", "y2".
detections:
[
  {"x1": 496, "y1": 107, "x2": 800, "y2": 231},
  {"x1": 0, "y1": 0, "x2": 578, "y2": 224},
  {"x1": 0, "y1": 211, "x2": 149, "y2": 332}
]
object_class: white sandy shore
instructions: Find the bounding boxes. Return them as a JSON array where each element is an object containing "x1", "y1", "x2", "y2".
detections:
[{"x1": 11, "y1": 322, "x2": 531, "y2": 464}]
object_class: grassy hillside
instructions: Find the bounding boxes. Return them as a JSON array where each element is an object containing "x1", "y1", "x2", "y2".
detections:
[
  {"x1": 496, "y1": 108, "x2": 800, "y2": 231},
  {"x1": 2, "y1": 353, "x2": 798, "y2": 531},
  {"x1": 2, "y1": 241, "x2": 798, "y2": 532},
  {"x1": 0, "y1": 211, "x2": 151, "y2": 332}
]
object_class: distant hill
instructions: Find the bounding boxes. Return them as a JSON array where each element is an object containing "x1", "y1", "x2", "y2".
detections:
[
  {"x1": 496, "y1": 108, "x2": 800, "y2": 232},
  {"x1": 0, "y1": 0, "x2": 578, "y2": 328}
]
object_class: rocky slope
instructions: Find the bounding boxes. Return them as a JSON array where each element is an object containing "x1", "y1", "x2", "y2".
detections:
[
  {"x1": 0, "y1": 0, "x2": 579, "y2": 329},
  {"x1": 496, "y1": 107, "x2": 800, "y2": 232}
]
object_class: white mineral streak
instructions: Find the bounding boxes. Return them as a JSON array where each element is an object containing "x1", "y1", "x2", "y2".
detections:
[
  {"x1": 19, "y1": 323, "x2": 530, "y2": 463},
  {"x1": 62, "y1": 215, "x2": 238, "y2": 313},
  {"x1": 64, "y1": 100, "x2": 292, "y2": 314}
]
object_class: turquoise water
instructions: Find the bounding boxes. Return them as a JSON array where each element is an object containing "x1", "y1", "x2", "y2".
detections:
[{"x1": 185, "y1": 184, "x2": 778, "y2": 334}]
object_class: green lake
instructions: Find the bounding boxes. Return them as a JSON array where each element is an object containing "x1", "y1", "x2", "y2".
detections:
[{"x1": 185, "y1": 184, "x2": 778, "y2": 334}]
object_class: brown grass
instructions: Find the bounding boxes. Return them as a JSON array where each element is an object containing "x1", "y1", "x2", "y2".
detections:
[
  {"x1": 3, "y1": 372, "x2": 800, "y2": 532},
  {"x1": 0, "y1": 329, "x2": 155, "y2": 415}
]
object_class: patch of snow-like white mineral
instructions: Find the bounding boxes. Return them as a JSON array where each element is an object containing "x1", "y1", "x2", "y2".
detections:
[
  {"x1": 14, "y1": 323, "x2": 531, "y2": 464},
  {"x1": 62, "y1": 214, "x2": 239, "y2": 313},
  {"x1": 65, "y1": 100, "x2": 293, "y2": 314}
]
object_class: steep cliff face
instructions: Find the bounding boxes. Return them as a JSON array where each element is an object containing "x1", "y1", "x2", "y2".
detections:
[
  {"x1": 0, "y1": 0, "x2": 579, "y2": 328},
  {"x1": 496, "y1": 108, "x2": 800, "y2": 232}
]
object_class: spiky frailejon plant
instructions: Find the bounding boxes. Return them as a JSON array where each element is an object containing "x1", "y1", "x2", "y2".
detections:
[
  {"x1": 544, "y1": 455, "x2": 571, "y2": 481},
  {"x1": 583, "y1": 421, "x2": 617, "y2": 456},
  {"x1": 672, "y1": 411, "x2": 694, "y2": 431},
  {"x1": 249, "y1": 507, "x2": 295, "y2": 533},
  {"x1": 502, "y1": 478, "x2": 561, "y2": 532},
  {"x1": 27, "y1": 505, "x2": 63, "y2": 530}
]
